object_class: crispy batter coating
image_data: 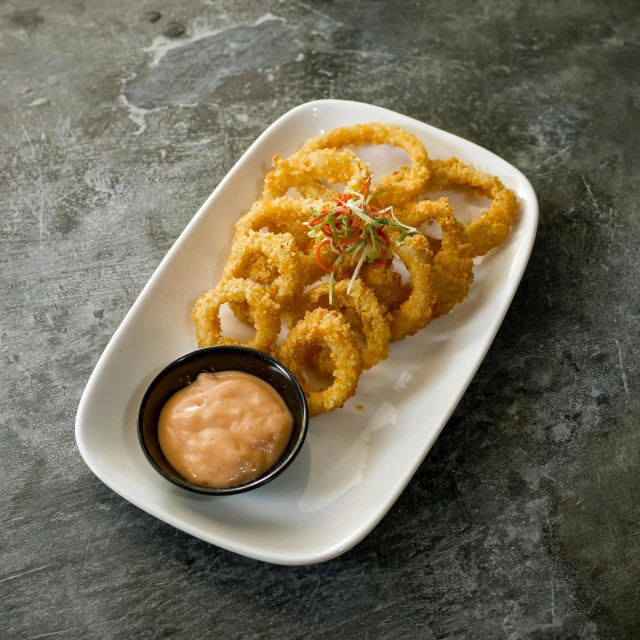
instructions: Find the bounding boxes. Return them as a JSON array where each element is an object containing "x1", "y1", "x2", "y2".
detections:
[
  {"x1": 235, "y1": 196, "x2": 319, "y2": 252},
  {"x1": 223, "y1": 230, "x2": 305, "y2": 308},
  {"x1": 232, "y1": 199, "x2": 326, "y2": 315},
  {"x1": 428, "y1": 158, "x2": 519, "y2": 258},
  {"x1": 397, "y1": 198, "x2": 475, "y2": 318},
  {"x1": 277, "y1": 308, "x2": 363, "y2": 416},
  {"x1": 262, "y1": 149, "x2": 370, "y2": 201},
  {"x1": 191, "y1": 278, "x2": 281, "y2": 354},
  {"x1": 359, "y1": 262, "x2": 410, "y2": 314},
  {"x1": 223, "y1": 229, "x2": 308, "y2": 324},
  {"x1": 387, "y1": 232, "x2": 436, "y2": 341},
  {"x1": 292, "y1": 279, "x2": 390, "y2": 370},
  {"x1": 301, "y1": 122, "x2": 429, "y2": 205},
  {"x1": 318, "y1": 259, "x2": 411, "y2": 316}
]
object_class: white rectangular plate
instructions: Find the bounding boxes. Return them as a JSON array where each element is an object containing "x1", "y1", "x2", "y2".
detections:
[{"x1": 76, "y1": 100, "x2": 538, "y2": 565}]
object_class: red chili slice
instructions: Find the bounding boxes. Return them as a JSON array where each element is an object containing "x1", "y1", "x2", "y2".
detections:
[
  {"x1": 310, "y1": 213, "x2": 327, "y2": 227},
  {"x1": 315, "y1": 238, "x2": 336, "y2": 272},
  {"x1": 341, "y1": 233, "x2": 361, "y2": 246},
  {"x1": 360, "y1": 176, "x2": 372, "y2": 194}
]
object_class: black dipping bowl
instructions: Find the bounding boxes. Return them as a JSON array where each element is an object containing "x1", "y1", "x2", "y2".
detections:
[{"x1": 138, "y1": 346, "x2": 308, "y2": 495}]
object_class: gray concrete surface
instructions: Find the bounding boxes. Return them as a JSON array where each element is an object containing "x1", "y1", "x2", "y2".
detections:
[{"x1": 1, "y1": 1, "x2": 639, "y2": 638}]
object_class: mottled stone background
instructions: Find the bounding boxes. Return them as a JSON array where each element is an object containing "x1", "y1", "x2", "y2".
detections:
[{"x1": 1, "y1": 1, "x2": 639, "y2": 638}]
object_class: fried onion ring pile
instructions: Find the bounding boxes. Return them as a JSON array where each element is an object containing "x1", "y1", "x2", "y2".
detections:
[{"x1": 191, "y1": 122, "x2": 519, "y2": 414}]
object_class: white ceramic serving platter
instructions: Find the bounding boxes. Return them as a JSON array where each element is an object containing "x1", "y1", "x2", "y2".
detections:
[{"x1": 76, "y1": 100, "x2": 538, "y2": 565}]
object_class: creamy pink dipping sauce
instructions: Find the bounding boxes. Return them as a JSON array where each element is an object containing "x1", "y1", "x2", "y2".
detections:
[{"x1": 158, "y1": 371, "x2": 293, "y2": 489}]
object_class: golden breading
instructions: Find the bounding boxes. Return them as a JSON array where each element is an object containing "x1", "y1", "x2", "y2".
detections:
[
  {"x1": 192, "y1": 278, "x2": 281, "y2": 354},
  {"x1": 277, "y1": 308, "x2": 363, "y2": 416},
  {"x1": 386, "y1": 232, "x2": 436, "y2": 341},
  {"x1": 428, "y1": 157, "x2": 519, "y2": 258},
  {"x1": 262, "y1": 148, "x2": 370, "y2": 201},
  {"x1": 359, "y1": 262, "x2": 410, "y2": 314},
  {"x1": 397, "y1": 198, "x2": 474, "y2": 318},
  {"x1": 291, "y1": 279, "x2": 391, "y2": 371},
  {"x1": 301, "y1": 122, "x2": 429, "y2": 205},
  {"x1": 223, "y1": 230, "x2": 305, "y2": 308},
  {"x1": 235, "y1": 196, "x2": 319, "y2": 253}
]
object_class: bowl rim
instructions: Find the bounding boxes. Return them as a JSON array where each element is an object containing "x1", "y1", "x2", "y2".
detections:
[{"x1": 137, "y1": 345, "x2": 309, "y2": 496}]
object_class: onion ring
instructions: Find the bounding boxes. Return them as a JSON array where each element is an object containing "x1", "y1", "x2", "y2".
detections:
[
  {"x1": 234, "y1": 198, "x2": 326, "y2": 287},
  {"x1": 235, "y1": 196, "x2": 317, "y2": 252},
  {"x1": 359, "y1": 262, "x2": 410, "y2": 314},
  {"x1": 311, "y1": 246, "x2": 411, "y2": 316},
  {"x1": 223, "y1": 230, "x2": 305, "y2": 308},
  {"x1": 396, "y1": 198, "x2": 475, "y2": 318},
  {"x1": 192, "y1": 278, "x2": 281, "y2": 354},
  {"x1": 277, "y1": 308, "x2": 363, "y2": 416},
  {"x1": 301, "y1": 122, "x2": 429, "y2": 205},
  {"x1": 292, "y1": 279, "x2": 390, "y2": 370},
  {"x1": 427, "y1": 157, "x2": 519, "y2": 257},
  {"x1": 262, "y1": 149, "x2": 370, "y2": 201},
  {"x1": 386, "y1": 232, "x2": 436, "y2": 341}
]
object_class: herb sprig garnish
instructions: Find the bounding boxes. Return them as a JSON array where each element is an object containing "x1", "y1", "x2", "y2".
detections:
[{"x1": 305, "y1": 177, "x2": 418, "y2": 303}]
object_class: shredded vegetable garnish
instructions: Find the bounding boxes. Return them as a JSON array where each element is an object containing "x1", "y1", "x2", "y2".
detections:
[{"x1": 305, "y1": 177, "x2": 419, "y2": 303}]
